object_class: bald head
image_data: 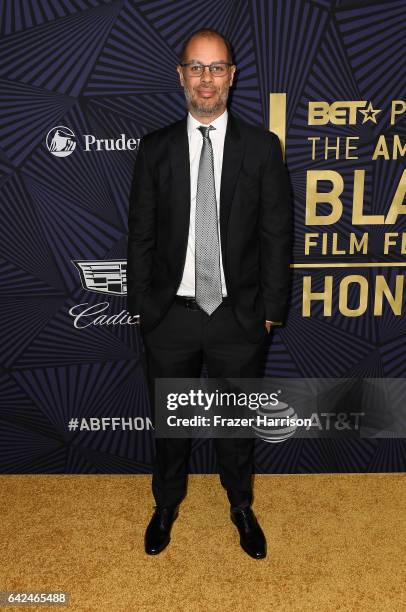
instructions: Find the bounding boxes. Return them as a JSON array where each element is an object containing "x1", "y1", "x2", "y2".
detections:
[{"x1": 179, "y1": 29, "x2": 233, "y2": 64}]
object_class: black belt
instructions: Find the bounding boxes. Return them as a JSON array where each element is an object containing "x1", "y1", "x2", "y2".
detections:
[{"x1": 175, "y1": 295, "x2": 230, "y2": 310}]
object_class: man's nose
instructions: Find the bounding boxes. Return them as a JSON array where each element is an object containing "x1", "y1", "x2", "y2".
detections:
[{"x1": 200, "y1": 66, "x2": 213, "y2": 82}]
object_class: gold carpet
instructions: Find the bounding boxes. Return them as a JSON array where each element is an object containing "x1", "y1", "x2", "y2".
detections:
[{"x1": 0, "y1": 474, "x2": 405, "y2": 611}]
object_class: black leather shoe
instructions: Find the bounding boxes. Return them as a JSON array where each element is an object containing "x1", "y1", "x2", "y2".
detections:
[
  {"x1": 144, "y1": 504, "x2": 180, "y2": 555},
  {"x1": 230, "y1": 506, "x2": 267, "y2": 559}
]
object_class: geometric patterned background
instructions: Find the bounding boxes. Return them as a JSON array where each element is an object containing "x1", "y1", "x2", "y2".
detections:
[{"x1": 0, "y1": 0, "x2": 405, "y2": 473}]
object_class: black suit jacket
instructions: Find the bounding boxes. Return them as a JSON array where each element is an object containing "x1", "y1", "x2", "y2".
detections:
[{"x1": 127, "y1": 110, "x2": 293, "y2": 343}]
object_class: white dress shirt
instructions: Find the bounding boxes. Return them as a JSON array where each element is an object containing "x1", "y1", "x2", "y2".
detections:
[{"x1": 176, "y1": 108, "x2": 228, "y2": 297}]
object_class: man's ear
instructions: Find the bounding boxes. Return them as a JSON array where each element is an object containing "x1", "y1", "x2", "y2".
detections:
[
  {"x1": 229, "y1": 65, "x2": 236, "y2": 87},
  {"x1": 176, "y1": 65, "x2": 184, "y2": 87}
]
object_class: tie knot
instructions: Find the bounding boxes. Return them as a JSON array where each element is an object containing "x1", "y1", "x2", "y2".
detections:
[{"x1": 198, "y1": 125, "x2": 215, "y2": 139}]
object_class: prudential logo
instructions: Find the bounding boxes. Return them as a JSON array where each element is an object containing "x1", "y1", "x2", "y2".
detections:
[
  {"x1": 46, "y1": 126, "x2": 77, "y2": 157},
  {"x1": 45, "y1": 126, "x2": 139, "y2": 156}
]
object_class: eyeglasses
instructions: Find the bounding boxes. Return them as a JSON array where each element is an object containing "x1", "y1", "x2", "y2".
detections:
[{"x1": 180, "y1": 62, "x2": 233, "y2": 77}]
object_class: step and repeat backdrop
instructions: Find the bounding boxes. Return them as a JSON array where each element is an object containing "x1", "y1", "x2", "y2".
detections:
[{"x1": 0, "y1": 0, "x2": 405, "y2": 473}]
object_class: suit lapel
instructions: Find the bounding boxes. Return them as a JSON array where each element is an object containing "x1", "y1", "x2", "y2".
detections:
[
  {"x1": 169, "y1": 110, "x2": 244, "y2": 267},
  {"x1": 219, "y1": 111, "x2": 244, "y2": 264},
  {"x1": 169, "y1": 115, "x2": 191, "y2": 258}
]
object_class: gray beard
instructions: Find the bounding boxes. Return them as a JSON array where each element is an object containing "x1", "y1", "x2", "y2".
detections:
[{"x1": 183, "y1": 84, "x2": 229, "y2": 116}]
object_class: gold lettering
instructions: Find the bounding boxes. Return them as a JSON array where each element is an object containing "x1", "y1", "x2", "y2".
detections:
[
  {"x1": 374, "y1": 276, "x2": 404, "y2": 315},
  {"x1": 339, "y1": 275, "x2": 368, "y2": 316},
  {"x1": 385, "y1": 170, "x2": 406, "y2": 224},
  {"x1": 303, "y1": 276, "x2": 333, "y2": 316},
  {"x1": 306, "y1": 171, "x2": 343, "y2": 225},
  {"x1": 372, "y1": 135, "x2": 406, "y2": 160},
  {"x1": 352, "y1": 170, "x2": 385, "y2": 224},
  {"x1": 390, "y1": 100, "x2": 406, "y2": 125}
]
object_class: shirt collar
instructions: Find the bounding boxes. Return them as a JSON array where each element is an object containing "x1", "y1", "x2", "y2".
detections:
[{"x1": 187, "y1": 108, "x2": 228, "y2": 136}]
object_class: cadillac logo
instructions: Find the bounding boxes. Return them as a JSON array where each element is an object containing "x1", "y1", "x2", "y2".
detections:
[{"x1": 72, "y1": 259, "x2": 127, "y2": 295}]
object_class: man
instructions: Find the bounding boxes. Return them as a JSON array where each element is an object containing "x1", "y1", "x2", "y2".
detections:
[{"x1": 127, "y1": 28, "x2": 292, "y2": 559}]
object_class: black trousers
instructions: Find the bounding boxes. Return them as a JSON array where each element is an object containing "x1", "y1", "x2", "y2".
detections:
[{"x1": 141, "y1": 299, "x2": 267, "y2": 508}]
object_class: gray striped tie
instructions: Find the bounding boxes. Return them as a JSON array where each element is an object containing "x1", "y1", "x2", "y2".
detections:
[{"x1": 195, "y1": 125, "x2": 223, "y2": 315}]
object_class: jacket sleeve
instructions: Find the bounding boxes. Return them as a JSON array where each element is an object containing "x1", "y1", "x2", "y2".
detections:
[
  {"x1": 259, "y1": 132, "x2": 293, "y2": 322},
  {"x1": 126, "y1": 137, "x2": 156, "y2": 315}
]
